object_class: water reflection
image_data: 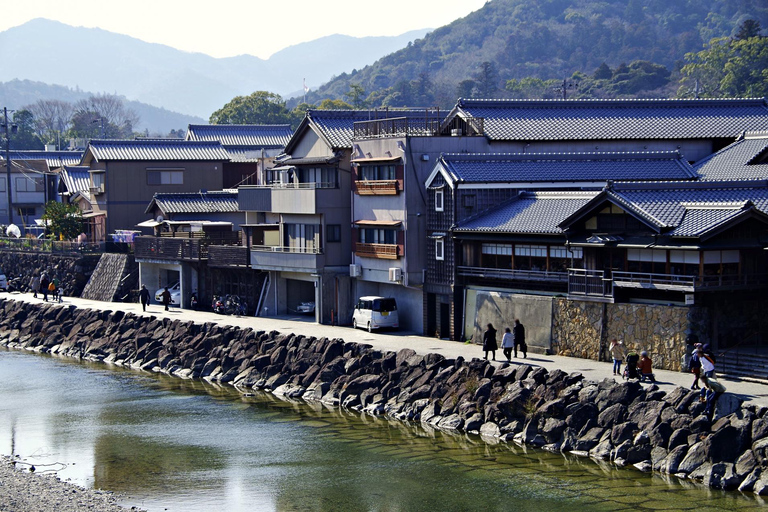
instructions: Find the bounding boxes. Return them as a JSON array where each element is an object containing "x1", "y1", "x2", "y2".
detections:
[{"x1": 0, "y1": 348, "x2": 765, "y2": 512}]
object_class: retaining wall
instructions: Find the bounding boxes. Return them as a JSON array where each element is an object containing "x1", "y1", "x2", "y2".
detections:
[{"x1": 1, "y1": 298, "x2": 768, "y2": 495}]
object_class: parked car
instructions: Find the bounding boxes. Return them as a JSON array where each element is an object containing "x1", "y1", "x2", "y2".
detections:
[
  {"x1": 352, "y1": 296, "x2": 399, "y2": 332},
  {"x1": 0, "y1": 270, "x2": 7, "y2": 291},
  {"x1": 155, "y1": 282, "x2": 181, "y2": 305},
  {"x1": 296, "y1": 301, "x2": 315, "y2": 314}
]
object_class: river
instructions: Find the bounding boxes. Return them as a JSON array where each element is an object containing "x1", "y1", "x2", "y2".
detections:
[{"x1": 0, "y1": 348, "x2": 762, "y2": 512}]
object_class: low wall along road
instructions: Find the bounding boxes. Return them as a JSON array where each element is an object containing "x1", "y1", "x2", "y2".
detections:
[{"x1": 1, "y1": 298, "x2": 768, "y2": 494}]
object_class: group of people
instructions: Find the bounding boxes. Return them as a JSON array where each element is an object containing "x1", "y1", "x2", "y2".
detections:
[
  {"x1": 482, "y1": 319, "x2": 526, "y2": 362},
  {"x1": 29, "y1": 273, "x2": 62, "y2": 303},
  {"x1": 609, "y1": 339, "x2": 656, "y2": 382},
  {"x1": 138, "y1": 284, "x2": 172, "y2": 312}
]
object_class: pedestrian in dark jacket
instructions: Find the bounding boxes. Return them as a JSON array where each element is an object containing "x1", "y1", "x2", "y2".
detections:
[
  {"x1": 482, "y1": 323, "x2": 497, "y2": 361},
  {"x1": 40, "y1": 275, "x2": 50, "y2": 302},
  {"x1": 161, "y1": 287, "x2": 172, "y2": 311},
  {"x1": 139, "y1": 285, "x2": 151, "y2": 312},
  {"x1": 688, "y1": 343, "x2": 702, "y2": 390},
  {"x1": 513, "y1": 319, "x2": 527, "y2": 358}
]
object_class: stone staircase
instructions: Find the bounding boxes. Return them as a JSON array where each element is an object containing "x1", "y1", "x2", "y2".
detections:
[
  {"x1": 718, "y1": 349, "x2": 768, "y2": 383},
  {"x1": 80, "y1": 253, "x2": 138, "y2": 302}
]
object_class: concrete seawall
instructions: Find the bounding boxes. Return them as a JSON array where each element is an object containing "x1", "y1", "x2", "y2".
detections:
[{"x1": 2, "y1": 298, "x2": 768, "y2": 495}]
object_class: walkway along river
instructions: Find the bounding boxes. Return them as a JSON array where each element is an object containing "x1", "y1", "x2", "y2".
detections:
[{"x1": 1, "y1": 297, "x2": 768, "y2": 510}]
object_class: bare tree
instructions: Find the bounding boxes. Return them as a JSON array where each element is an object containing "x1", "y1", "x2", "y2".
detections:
[
  {"x1": 72, "y1": 94, "x2": 140, "y2": 138},
  {"x1": 25, "y1": 99, "x2": 73, "y2": 144}
]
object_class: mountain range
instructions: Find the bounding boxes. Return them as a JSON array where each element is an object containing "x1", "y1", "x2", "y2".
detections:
[{"x1": 0, "y1": 18, "x2": 430, "y2": 120}]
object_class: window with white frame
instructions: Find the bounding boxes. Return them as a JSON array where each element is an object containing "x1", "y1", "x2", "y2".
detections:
[
  {"x1": 435, "y1": 189, "x2": 444, "y2": 212},
  {"x1": 514, "y1": 244, "x2": 547, "y2": 271},
  {"x1": 359, "y1": 228, "x2": 396, "y2": 245},
  {"x1": 435, "y1": 238, "x2": 445, "y2": 260},
  {"x1": 15, "y1": 177, "x2": 44, "y2": 192}
]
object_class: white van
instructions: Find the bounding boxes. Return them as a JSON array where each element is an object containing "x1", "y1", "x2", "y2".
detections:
[{"x1": 352, "y1": 296, "x2": 399, "y2": 332}]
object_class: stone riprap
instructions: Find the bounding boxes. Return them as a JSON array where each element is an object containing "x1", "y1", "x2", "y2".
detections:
[{"x1": 2, "y1": 298, "x2": 767, "y2": 495}]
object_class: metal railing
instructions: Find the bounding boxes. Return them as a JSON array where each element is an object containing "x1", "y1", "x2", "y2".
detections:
[
  {"x1": 353, "y1": 116, "x2": 485, "y2": 139},
  {"x1": 258, "y1": 181, "x2": 337, "y2": 189},
  {"x1": 355, "y1": 242, "x2": 399, "y2": 259},
  {"x1": 457, "y1": 266, "x2": 568, "y2": 282},
  {"x1": 0, "y1": 237, "x2": 108, "y2": 254},
  {"x1": 568, "y1": 269, "x2": 613, "y2": 297},
  {"x1": 251, "y1": 245, "x2": 323, "y2": 254},
  {"x1": 611, "y1": 271, "x2": 697, "y2": 290}
]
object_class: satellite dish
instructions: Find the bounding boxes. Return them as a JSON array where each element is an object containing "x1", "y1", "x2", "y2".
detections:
[
  {"x1": 6, "y1": 224, "x2": 21, "y2": 238},
  {"x1": 156, "y1": 215, "x2": 164, "y2": 223}
]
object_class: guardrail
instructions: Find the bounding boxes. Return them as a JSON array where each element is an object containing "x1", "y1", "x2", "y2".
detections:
[
  {"x1": 251, "y1": 245, "x2": 323, "y2": 254},
  {"x1": 457, "y1": 266, "x2": 568, "y2": 282},
  {"x1": 0, "y1": 237, "x2": 118, "y2": 254},
  {"x1": 568, "y1": 269, "x2": 613, "y2": 297}
]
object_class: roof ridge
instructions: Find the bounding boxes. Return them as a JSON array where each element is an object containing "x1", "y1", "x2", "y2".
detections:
[
  {"x1": 441, "y1": 150, "x2": 683, "y2": 161},
  {"x1": 457, "y1": 98, "x2": 768, "y2": 108}
]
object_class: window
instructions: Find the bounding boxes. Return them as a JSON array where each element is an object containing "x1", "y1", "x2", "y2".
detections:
[
  {"x1": 627, "y1": 248, "x2": 667, "y2": 274},
  {"x1": 549, "y1": 245, "x2": 583, "y2": 272},
  {"x1": 147, "y1": 170, "x2": 184, "y2": 185},
  {"x1": 515, "y1": 244, "x2": 547, "y2": 271},
  {"x1": 91, "y1": 172, "x2": 105, "y2": 191},
  {"x1": 284, "y1": 223, "x2": 321, "y2": 252},
  {"x1": 0, "y1": 177, "x2": 5, "y2": 192},
  {"x1": 18, "y1": 207, "x2": 36, "y2": 218},
  {"x1": 298, "y1": 167, "x2": 337, "y2": 188},
  {"x1": 360, "y1": 164, "x2": 395, "y2": 181},
  {"x1": 435, "y1": 189, "x2": 444, "y2": 212},
  {"x1": 481, "y1": 243, "x2": 512, "y2": 269},
  {"x1": 326, "y1": 224, "x2": 341, "y2": 243},
  {"x1": 435, "y1": 238, "x2": 445, "y2": 260},
  {"x1": 360, "y1": 228, "x2": 396, "y2": 245},
  {"x1": 15, "y1": 177, "x2": 44, "y2": 192}
]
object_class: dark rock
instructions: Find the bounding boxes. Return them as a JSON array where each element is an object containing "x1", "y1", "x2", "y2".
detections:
[
  {"x1": 658, "y1": 444, "x2": 688, "y2": 474},
  {"x1": 709, "y1": 463, "x2": 741, "y2": 490},
  {"x1": 739, "y1": 467, "x2": 762, "y2": 493},
  {"x1": 668, "y1": 428, "x2": 691, "y2": 451},
  {"x1": 648, "y1": 422, "x2": 673, "y2": 449},
  {"x1": 564, "y1": 402, "x2": 598, "y2": 431},
  {"x1": 574, "y1": 427, "x2": 605, "y2": 451},
  {"x1": 627, "y1": 400, "x2": 668, "y2": 431},
  {"x1": 597, "y1": 403, "x2": 627, "y2": 428},
  {"x1": 464, "y1": 413, "x2": 483, "y2": 432},
  {"x1": 714, "y1": 394, "x2": 743, "y2": 420},
  {"x1": 752, "y1": 418, "x2": 768, "y2": 443},
  {"x1": 735, "y1": 449, "x2": 758, "y2": 479},
  {"x1": 577, "y1": 384, "x2": 599, "y2": 404},
  {"x1": 536, "y1": 398, "x2": 567, "y2": 420},
  {"x1": 611, "y1": 422, "x2": 637, "y2": 445},
  {"x1": 678, "y1": 441, "x2": 707, "y2": 474},
  {"x1": 497, "y1": 384, "x2": 532, "y2": 420},
  {"x1": 689, "y1": 414, "x2": 711, "y2": 434},
  {"x1": 703, "y1": 426, "x2": 746, "y2": 463},
  {"x1": 513, "y1": 364, "x2": 532, "y2": 382},
  {"x1": 541, "y1": 418, "x2": 567, "y2": 444}
]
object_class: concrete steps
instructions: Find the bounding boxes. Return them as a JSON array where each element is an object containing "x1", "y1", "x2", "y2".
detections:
[
  {"x1": 718, "y1": 349, "x2": 768, "y2": 383},
  {"x1": 80, "y1": 254, "x2": 137, "y2": 302}
]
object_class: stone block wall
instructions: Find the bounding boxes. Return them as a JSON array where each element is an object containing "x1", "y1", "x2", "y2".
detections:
[{"x1": 0, "y1": 252, "x2": 100, "y2": 297}]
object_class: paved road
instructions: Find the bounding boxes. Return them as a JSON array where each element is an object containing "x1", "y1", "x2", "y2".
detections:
[{"x1": 6, "y1": 291, "x2": 768, "y2": 407}]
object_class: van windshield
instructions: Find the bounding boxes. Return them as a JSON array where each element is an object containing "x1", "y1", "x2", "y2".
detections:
[{"x1": 372, "y1": 298, "x2": 397, "y2": 312}]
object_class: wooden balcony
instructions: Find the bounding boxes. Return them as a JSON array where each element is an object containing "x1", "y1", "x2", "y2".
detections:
[
  {"x1": 208, "y1": 245, "x2": 249, "y2": 268},
  {"x1": 354, "y1": 180, "x2": 399, "y2": 195},
  {"x1": 135, "y1": 233, "x2": 241, "y2": 262},
  {"x1": 355, "y1": 242, "x2": 399, "y2": 259}
]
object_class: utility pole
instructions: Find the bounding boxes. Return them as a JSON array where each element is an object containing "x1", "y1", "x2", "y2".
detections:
[{"x1": 3, "y1": 107, "x2": 13, "y2": 226}]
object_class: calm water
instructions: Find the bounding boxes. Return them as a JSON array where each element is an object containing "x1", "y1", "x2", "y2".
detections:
[{"x1": 0, "y1": 348, "x2": 764, "y2": 512}]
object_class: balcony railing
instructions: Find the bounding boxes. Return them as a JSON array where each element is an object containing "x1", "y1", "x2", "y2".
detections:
[
  {"x1": 135, "y1": 234, "x2": 241, "y2": 261},
  {"x1": 568, "y1": 269, "x2": 614, "y2": 298},
  {"x1": 355, "y1": 242, "x2": 399, "y2": 259},
  {"x1": 251, "y1": 245, "x2": 323, "y2": 254},
  {"x1": 354, "y1": 180, "x2": 399, "y2": 195},
  {"x1": 457, "y1": 266, "x2": 568, "y2": 283},
  {"x1": 611, "y1": 271, "x2": 697, "y2": 291},
  {"x1": 353, "y1": 116, "x2": 485, "y2": 139},
  {"x1": 0, "y1": 237, "x2": 112, "y2": 254},
  {"x1": 208, "y1": 245, "x2": 249, "y2": 268},
  {"x1": 257, "y1": 182, "x2": 336, "y2": 189}
]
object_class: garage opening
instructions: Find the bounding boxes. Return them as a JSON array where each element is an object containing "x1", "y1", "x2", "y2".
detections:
[{"x1": 287, "y1": 279, "x2": 315, "y2": 315}]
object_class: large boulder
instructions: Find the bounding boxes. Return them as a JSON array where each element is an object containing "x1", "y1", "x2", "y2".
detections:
[
  {"x1": 677, "y1": 441, "x2": 708, "y2": 474},
  {"x1": 627, "y1": 400, "x2": 668, "y2": 431},
  {"x1": 597, "y1": 403, "x2": 627, "y2": 428}
]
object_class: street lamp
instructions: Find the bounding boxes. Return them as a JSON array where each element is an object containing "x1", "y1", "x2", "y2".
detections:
[
  {"x1": 553, "y1": 79, "x2": 579, "y2": 100},
  {"x1": 2, "y1": 108, "x2": 17, "y2": 225}
]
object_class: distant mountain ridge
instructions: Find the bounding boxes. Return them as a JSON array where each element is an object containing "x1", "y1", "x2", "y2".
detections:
[
  {"x1": 0, "y1": 79, "x2": 205, "y2": 134},
  {"x1": 0, "y1": 19, "x2": 430, "y2": 119}
]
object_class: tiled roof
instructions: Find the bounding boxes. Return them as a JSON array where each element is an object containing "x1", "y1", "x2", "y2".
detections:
[
  {"x1": 186, "y1": 124, "x2": 292, "y2": 148},
  {"x1": 146, "y1": 190, "x2": 239, "y2": 215},
  {"x1": 84, "y1": 139, "x2": 230, "y2": 162},
  {"x1": 59, "y1": 166, "x2": 91, "y2": 195},
  {"x1": 438, "y1": 151, "x2": 696, "y2": 184},
  {"x1": 455, "y1": 191, "x2": 598, "y2": 234},
  {"x1": 562, "y1": 180, "x2": 768, "y2": 237},
  {"x1": 9, "y1": 150, "x2": 83, "y2": 168},
  {"x1": 694, "y1": 132, "x2": 768, "y2": 181},
  {"x1": 452, "y1": 98, "x2": 768, "y2": 141},
  {"x1": 292, "y1": 109, "x2": 441, "y2": 150}
]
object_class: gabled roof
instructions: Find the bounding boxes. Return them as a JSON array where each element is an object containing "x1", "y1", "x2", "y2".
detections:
[
  {"x1": 82, "y1": 139, "x2": 231, "y2": 164},
  {"x1": 694, "y1": 132, "x2": 768, "y2": 181},
  {"x1": 186, "y1": 124, "x2": 292, "y2": 148},
  {"x1": 284, "y1": 108, "x2": 440, "y2": 153},
  {"x1": 145, "y1": 190, "x2": 239, "y2": 215},
  {"x1": 59, "y1": 165, "x2": 91, "y2": 195},
  {"x1": 9, "y1": 150, "x2": 83, "y2": 169},
  {"x1": 428, "y1": 151, "x2": 696, "y2": 188},
  {"x1": 447, "y1": 98, "x2": 768, "y2": 142},
  {"x1": 559, "y1": 180, "x2": 768, "y2": 238},
  {"x1": 455, "y1": 191, "x2": 598, "y2": 234}
]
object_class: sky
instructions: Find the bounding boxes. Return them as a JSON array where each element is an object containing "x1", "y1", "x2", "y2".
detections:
[{"x1": 1, "y1": 0, "x2": 489, "y2": 59}]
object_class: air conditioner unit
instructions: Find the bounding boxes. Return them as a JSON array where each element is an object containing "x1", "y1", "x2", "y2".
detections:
[
  {"x1": 388, "y1": 267, "x2": 402, "y2": 282},
  {"x1": 451, "y1": 128, "x2": 463, "y2": 137},
  {"x1": 350, "y1": 264, "x2": 362, "y2": 277}
]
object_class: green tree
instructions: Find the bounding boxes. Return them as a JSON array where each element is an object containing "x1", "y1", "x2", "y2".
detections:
[
  {"x1": 456, "y1": 79, "x2": 476, "y2": 99},
  {"x1": 42, "y1": 201, "x2": 84, "y2": 241},
  {"x1": 10, "y1": 110, "x2": 43, "y2": 150},
  {"x1": 209, "y1": 91, "x2": 292, "y2": 124},
  {"x1": 318, "y1": 99, "x2": 353, "y2": 109},
  {"x1": 344, "y1": 84, "x2": 368, "y2": 108},
  {"x1": 735, "y1": 19, "x2": 761, "y2": 40},
  {"x1": 593, "y1": 62, "x2": 613, "y2": 80},
  {"x1": 473, "y1": 61, "x2": 499, "y2": 98},
  {"x1": 678, "y1": 34, "x2": 768, "y2": 98}
]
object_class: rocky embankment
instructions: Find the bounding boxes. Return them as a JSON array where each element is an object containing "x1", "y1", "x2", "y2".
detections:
[{"x1": 2, "y1": 298, "x2": 768, "y2": 495}]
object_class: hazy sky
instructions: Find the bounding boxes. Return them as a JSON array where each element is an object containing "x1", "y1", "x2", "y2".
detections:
[{"x1": 2, "y1": 0, "x2": 489, "y2": 59}]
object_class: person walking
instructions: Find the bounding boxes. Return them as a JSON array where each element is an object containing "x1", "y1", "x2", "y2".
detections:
[
  {"x1": 139, "y1": 284, "x2": 151, "y2": 312},
  {"x1": 501, "y1": 327, "x2": 514, "y2": 362},
  {"x1": 161, "y1": 287, "x2": 172, "y2": 312},
  {"x1": 40, "y1": 274, "x2": 50, "y2": 302},
  {"x1": 513, "y1": 319, "x2": 527, "y2": 358},
  {"x1": 688, "y1": 343, "x2": 702, "y2": 390},
  {"x1": 29, "y1": 274, "x2": 40, "y2": 299},
  {"x1": 48, "y1": 280, "x2": 57, "y2": 301},
  {"x1": 482, "y1": 323, "x2": 497, "y2": 361},
  {"x1": 609, "y1": 338, "x2": 625, "y2": 376}
]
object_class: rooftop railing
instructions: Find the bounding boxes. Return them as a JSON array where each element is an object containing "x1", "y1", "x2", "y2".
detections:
[{"x1": 353, "y1": 116, "x2": 484, "y2": 139}]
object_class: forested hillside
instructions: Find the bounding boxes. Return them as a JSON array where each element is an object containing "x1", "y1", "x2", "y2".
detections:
[{"x1": 302, "y1": 0, "x2": 768, "y2": 108}]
